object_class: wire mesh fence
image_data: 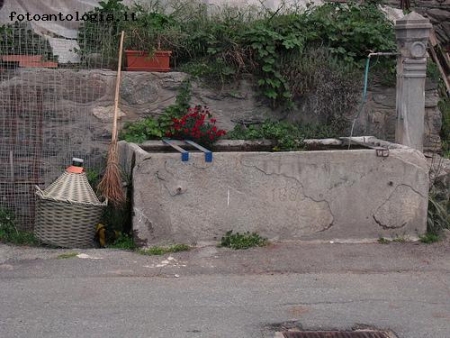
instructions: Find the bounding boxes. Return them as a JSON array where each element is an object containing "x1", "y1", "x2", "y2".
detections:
[{"x1": 0, "y1": 3, "x2": 123, "y2": 230}]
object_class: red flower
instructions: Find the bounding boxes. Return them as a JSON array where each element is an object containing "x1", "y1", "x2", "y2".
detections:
[{"x1": 166, "y1": 106, "x2": 226, "y2": 146}]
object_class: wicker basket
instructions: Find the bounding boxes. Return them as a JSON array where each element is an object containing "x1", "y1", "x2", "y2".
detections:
[{"x1": 34, "y1": 169, "x2": 107, "y2": 248}]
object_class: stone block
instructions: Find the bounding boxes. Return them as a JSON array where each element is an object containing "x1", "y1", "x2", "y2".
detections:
[
  {"x1": 121, "y1": 139, "x2": 429, "y2": 246},
  {"x1": 427, "y1": 9, "x2": 450, "y2": 22}
]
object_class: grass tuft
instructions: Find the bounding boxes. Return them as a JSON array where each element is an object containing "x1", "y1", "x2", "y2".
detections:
[
  {"x1": 419, "y1": 233, "x2": 440, "y2": 244},
  {"x1": 138, "y1": 244, "x2": 191, "y2": 256},
  {"x1": 0, "y1": 208, "x2": 39, "y2": 246},
  {"x1": 57, "y1": 252, "x2": 79, "y2": 259},
  {"x1": 377, "y1": 237, "x2": 390, "y2": 244},
  {"x1": 220, "y1": 230, "x2": 268, "y2": 249},
  {"x1": 108, "y1": 234, "x2": 137, "y2": 250}
]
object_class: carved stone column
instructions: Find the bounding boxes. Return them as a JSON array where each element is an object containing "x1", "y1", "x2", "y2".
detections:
[{"x1": 395, "y1": 12, "x2": 432, "y2": 151}]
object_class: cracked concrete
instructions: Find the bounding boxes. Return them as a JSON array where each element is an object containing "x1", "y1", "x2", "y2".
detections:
[
  {"x1": 373, "y1": 185, "x2": 425, "y2": 230},
  {"x1": 119, "y1": 140, "x2": 429, "y2": 245},
  {"x1": 1, "y1": 237, "x2": 450, "y2": 338}
]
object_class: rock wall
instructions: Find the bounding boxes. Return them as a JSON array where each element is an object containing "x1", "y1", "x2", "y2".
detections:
[
  {"x1": 353, "y1": 79, "x2": 442, "y2": 153},
  {"x1": 0, "y1": 68, "x2": 441, "y2": 189},
  {"x1": 0, "y1": 66, "x2": 441, "y2": 228},
  {"x1": 387, "y1": 0, "x2": 450, "y2": 49}
]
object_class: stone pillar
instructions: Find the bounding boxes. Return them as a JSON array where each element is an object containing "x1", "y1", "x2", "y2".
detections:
[{"x1": 395, "y1": 12, "x2": 432, "y2": 152}]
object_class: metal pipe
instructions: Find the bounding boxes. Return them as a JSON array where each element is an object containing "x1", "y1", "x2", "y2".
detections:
[
  {"x1": 348, "y1": 51, "x2": 399, "y2": 148},
  {"x1": 363, "y1": 52, "x2": 400, "y2": 103},
  {"x1": 367, "y1": 52, "x2": 399, "y2": 57}
]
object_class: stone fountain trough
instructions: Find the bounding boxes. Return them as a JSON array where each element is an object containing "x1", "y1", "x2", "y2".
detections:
[{"x1": 118, "y1": 137, "x2": 429, "y2": 246}]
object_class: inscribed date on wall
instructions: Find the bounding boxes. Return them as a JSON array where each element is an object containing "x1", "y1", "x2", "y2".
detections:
[{"x1": 270, "y1": 186, "x2": 303, "y2": 202}]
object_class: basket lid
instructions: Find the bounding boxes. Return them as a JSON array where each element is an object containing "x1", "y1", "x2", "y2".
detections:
[{"x1": 41, "y1": 159, "x2": 103, "y2": 205}]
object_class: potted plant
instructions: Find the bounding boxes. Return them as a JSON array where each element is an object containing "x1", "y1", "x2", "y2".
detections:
[{"x1": 122, "y1": 6, "x2": 179, "y2": 72}]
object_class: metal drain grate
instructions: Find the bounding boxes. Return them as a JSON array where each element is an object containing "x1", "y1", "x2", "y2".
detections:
[{"x1": 282, "y1": 331, "x2": 394, "y2": 338}]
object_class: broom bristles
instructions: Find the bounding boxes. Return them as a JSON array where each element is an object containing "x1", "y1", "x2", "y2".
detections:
[{"x1": 98, "y1": 141, "x2": 126, "y2": 207}]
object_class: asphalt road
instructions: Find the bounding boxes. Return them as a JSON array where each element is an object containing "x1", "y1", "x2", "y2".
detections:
[{"x1": 1, "y1": 238, "x2": 449, "y2": 338}]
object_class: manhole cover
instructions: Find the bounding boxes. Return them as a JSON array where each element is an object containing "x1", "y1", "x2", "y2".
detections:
[{"x1": 282, "y1": 331, "x2": 395, "y2": 338}]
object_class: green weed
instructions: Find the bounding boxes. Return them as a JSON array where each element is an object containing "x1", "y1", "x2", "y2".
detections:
[
  {"x1": 227, "y1": 120, "x2": 338, "y2": 151},
  {"x1": 0, "y1": 208, "x2": 39, "y2": 246},
  {"x1": 138, "y1": 244, "x2": 190, "y2": 256},
  {"x1": 378, "y1": 237, "x2": 390, "y2": 244},
  {"x1": 86, "y1": 168, "x2": 102, "y2": 191},
  {"x1": 421, "y1": 178, "x2": 450, "y2": 244},
  {"x1": 427, "y1": 192, "x2": 450, "y2": 236},
  {"x1": 419, "y1": 233, "x2": 440, "y2": 244},
  {"x1": 220, "y1": 230, "x2": 268, "y2": 249},
  {"x1": 427, "y1": 60, "x2": 441, "y2": 84},
  {"x1": 57, "y1": 252, "x2": 79, "y2": 259},
  {"x1": 108, "y1": 233, "x2": 137, "y2": 250}
]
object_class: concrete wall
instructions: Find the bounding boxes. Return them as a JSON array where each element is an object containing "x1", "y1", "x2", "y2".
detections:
[{"x1": 119, "y1": 138, "x2": 429, "y2": 246}]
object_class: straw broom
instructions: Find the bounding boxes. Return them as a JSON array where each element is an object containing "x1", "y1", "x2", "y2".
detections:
[{"x1": 98, "y1": 31, "x2": 126, "y2": 206}]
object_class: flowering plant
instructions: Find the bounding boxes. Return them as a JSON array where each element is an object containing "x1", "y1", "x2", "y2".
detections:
[{"x1": 165, "y1": 105, "x2": 226, "y2": 147}]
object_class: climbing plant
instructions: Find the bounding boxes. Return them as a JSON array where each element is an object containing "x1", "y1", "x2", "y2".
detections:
[{"x1": 78, "y1": 0, "x2": 396, "y2": 108}]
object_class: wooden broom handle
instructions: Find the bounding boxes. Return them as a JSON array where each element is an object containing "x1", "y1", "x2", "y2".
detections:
[{"x1": 112, "y1": 31, "x2": 125, "y2": 142}]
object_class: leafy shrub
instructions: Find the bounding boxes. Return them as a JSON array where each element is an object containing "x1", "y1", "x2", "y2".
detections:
[
  {"x1": 279, "y1": 47, "x2": 361, "y2": 129},
  {"x1": 119, "y1": 79, "x2": 192, "y2": 143},
  {"x1": 78, "y1": 0, "x2": 395, "y2": 108},
  {"x1": 174, "y1": 1, "x2": 394, "y2": 106},
  {"x1": 120, "y1": 118, "x2": 163, "y2": 143},
  {"x1": 227, "y1": 120, "x2": 338, "y2": 151},
  {"x1": 302, "y1": 2, "x2": 395, "y2": 64}
]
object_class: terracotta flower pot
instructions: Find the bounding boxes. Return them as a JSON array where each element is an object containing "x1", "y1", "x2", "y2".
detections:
[{"x1": 124, "y1": 50, "x2": 171, "y2": 72}]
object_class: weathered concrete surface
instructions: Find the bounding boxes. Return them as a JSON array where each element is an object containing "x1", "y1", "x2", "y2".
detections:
[
  {"x1": 119, "y1": 139, "x2": 429, "y2": 246},
  {"x1": 1, "y1": 237, "x2": 450, "y2": 338}
]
